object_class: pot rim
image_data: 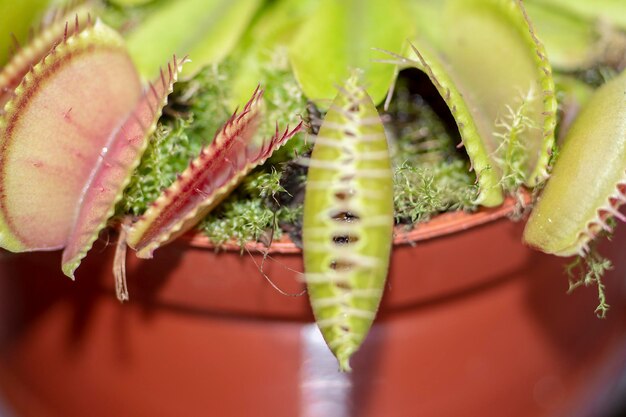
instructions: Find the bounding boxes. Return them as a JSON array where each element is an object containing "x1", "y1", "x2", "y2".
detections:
[{"x1": 182, "y1": 191, "x2": 530, "y2": 254}]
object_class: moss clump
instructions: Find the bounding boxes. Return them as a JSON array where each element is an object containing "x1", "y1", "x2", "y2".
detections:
[
  {"x1": 385, "y1": 78, "x2": 478, "y2": 225},
  {"x1": 393, "y1": 161, "x2": 477, "y2": 224},
  {"x1": 199, "y1": 198, "x2": 275, "y2": 247},
  {"x1": 199, "y1": 170, "x2": 303, "y2": 246}
]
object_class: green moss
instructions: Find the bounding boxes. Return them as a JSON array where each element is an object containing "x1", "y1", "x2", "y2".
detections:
[
  {"x1": 199, "y1": 170, "x2": 301, "y2": 246},
  {"x1": 199, "y1": 198, "x2": 276, "y2": 246},
  {"x1": 393, "y1": 161, "x2": 477, "y2": 224},
  {"x1": 244, "y1": 168, "x2": 287, "y2": 200}
]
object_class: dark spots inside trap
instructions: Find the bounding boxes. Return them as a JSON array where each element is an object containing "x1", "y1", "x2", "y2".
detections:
[
  {"x1": 332, "y1": 233, "x2": 359, "y2": 246},
  {"x1": 331, "y1": 211, "x2": 360, "y2": 223},
  {"x1": 334, "y1": 190, "x2": 354, "y2": 201}
]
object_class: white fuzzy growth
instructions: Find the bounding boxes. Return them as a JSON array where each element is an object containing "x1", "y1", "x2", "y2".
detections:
[{"x1": 491, "y1": 86, "x2": 538, "y2": 192}]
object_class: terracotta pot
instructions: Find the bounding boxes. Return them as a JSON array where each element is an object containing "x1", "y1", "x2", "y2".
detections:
[{"x1": 0, "y1": 198, "x2": 626, "y2": 417}]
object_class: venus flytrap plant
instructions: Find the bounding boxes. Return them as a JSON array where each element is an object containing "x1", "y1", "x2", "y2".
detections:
[
  {"x1": 126, "y1": 87, "x2": 303, "y2": 258},
  {"x1": 1, "y1": 0, "x2": 626, "y2": 377},
  {"x1": 302, "y1": 77, "x2": 394, "y2": 371},
  {"x1": 524, "y1": 69, "x2": 626, "y2": 255},
  {"x1": 120, "y1": 62, "x2": 234, "y2": 217},
  {"x1": 523, "y1": 69, "x2": 626, "y2": 257},
  {"x1": 381, "y1": 41, "x2": 504, "y2": 207},
  {"x1": 120, "y1": 44, "x2": 308, "y2": 249},
  {"x1": 0, "y1": 19, "x2": 142, "y2": 252},
  {"x1": 442, "y1": 0, "x2": 557, "y2": 189},
  {"x1": 385, "y1": 0, "x2": 557, "y2": 208},
  {"x1": 0, "y1": 9, "x2": 190, "y2": 283},
  {"x1": 61, "y1": 54, "x2": 186, "y2": 278},
  {"x1": 524, "y1": 69, "x2": 626, "y2": 315}
]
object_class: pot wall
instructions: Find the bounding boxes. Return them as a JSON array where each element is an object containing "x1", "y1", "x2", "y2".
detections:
[{"x1": 0, "y1": 210, "x2": 626, "y2": 417}]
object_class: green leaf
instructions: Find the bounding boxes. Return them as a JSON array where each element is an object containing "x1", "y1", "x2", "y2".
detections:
[
  {"x1": 393, "y1": 0, "x2": 557, "y2": 204},
  {"x1": 0, "y1": 0, "x2": 50, "y2": 66},
  {"x1": 61, "y1": 57, "x2": 184, "y2": 279},
  {"x1": 289, "y1": 0, "x2": 414, "y2": 107},
  {"x1": 302, "y1": 76, "x2": 394, "y2": 371},
  {"x1": 0, "y1": 21, "x2": 142, "y2": 252},
  {"x1": 399, "y1": 40, "x2": 504, "y2": 207},
  {"x1": 228, "y1": 0, "x2": 317, "y2": 106},
  {"x1": 524, "y1": 69, "x2": 626, "y2": 256},
  {"x1": 442, "y1": 0, "x2": 557, "y2": 188},
  {"x1": 237, "y1": 0, "x2": 318, "y2": 52},
  {"x1": 125, "y1": 0, "x2": 261, "y2": 78},
  {"x1": 405, "y1": 0, "x2": 446, "y2": 49},
  {"x1": 524, "y1": 2, "x2": 598, "y2": 70}
]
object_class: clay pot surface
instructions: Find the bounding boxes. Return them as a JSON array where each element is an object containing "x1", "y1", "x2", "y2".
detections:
[{"x1": 0, "y1": 198, "x2": 626, "y2": 417}]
